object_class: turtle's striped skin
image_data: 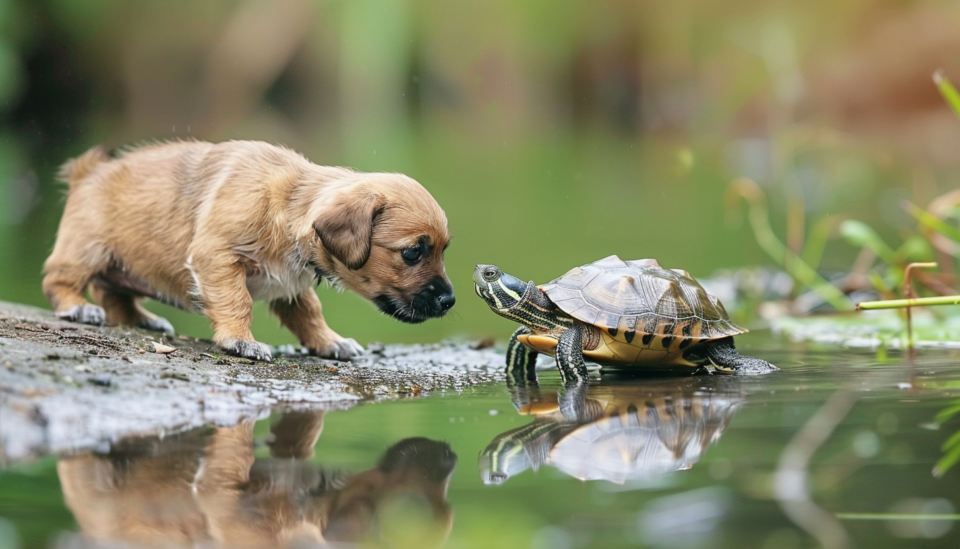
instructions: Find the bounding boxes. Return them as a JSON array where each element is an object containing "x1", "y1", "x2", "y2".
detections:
[{"x1": 473, "y1": 256, "x2": 777, "y2": 384}]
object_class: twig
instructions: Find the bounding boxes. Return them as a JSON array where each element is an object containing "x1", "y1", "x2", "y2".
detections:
[{"x1": 57, "y1": 333, "x2": 127, "y2": 352}]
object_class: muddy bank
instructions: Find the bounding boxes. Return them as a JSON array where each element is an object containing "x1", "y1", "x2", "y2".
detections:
[{"x1": 0, "y1": 301, "x2": 504, "y2": 465}]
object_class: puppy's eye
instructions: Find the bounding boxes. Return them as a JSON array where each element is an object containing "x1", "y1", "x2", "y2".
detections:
[{"x1": 401, "y1": 246, "x2": 423, "y2": 266}]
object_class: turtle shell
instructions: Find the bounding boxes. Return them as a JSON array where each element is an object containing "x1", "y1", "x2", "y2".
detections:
[{"x1": 540, "y1": 255, "x2": 744, "y2": 348}]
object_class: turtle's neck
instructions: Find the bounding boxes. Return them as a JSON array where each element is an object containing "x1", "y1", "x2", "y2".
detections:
[{"x1": 503, "y1": 282, "x2": 574, "y2": 333}]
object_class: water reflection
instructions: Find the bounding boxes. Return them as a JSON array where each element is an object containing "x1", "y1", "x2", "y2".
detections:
[
  {"x1": 57, "y1": 411, "x2": 456, "y2": 548},
  {"x1": 480, "y1": 378, "x2": 744, "y2": 484}
]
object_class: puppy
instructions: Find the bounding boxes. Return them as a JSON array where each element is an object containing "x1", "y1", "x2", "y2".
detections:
[{"x1": 43, "y1": 140, "x2": 455, "y2": 361}]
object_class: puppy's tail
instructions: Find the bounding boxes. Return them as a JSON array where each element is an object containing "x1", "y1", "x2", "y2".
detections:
[{"x1": 57, "y1": 146, "x2": 109, "y2": 189}]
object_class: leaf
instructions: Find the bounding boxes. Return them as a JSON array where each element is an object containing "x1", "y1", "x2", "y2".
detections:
[
  {"x1": 840, "y1": 220, "x2": 897, "y2": 265},
  {"x1": 151, "y1": 342, "x2": 177, "y2": 354}
]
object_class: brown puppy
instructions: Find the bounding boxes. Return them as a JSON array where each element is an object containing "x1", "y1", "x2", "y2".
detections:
[{"x1": 43, "y1": 140, "x2": 455, "y2": 361}]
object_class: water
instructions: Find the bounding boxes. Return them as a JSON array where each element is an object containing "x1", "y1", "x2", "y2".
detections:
[{"x1": 2, "y1": 336, "x2": 960, "y2": 548}]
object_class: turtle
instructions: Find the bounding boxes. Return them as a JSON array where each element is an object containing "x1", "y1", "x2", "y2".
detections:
[{"x1": 472, "y1": 255, "x2": 777, "y2": 383}]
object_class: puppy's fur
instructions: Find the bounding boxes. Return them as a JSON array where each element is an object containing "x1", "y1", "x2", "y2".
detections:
[{"x1": 43, "y1": 140, "x2": 454, "y2": 360}]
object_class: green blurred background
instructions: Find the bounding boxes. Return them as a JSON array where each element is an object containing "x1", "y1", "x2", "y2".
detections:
[{"x1": 1, "y1": 0, "x2": 960, "y2": 345}]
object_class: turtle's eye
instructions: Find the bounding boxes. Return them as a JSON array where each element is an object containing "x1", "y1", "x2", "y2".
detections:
[
  {"x1": 483, "y1": 267, "x2": 499, "y2": 281},
  {"x1": 401, "y1": 246, "x2": 423, "y2": 266}
]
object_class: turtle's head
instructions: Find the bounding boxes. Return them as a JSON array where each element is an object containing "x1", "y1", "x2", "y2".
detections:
[{"x1": 473, "y1": 264, "x2": 529, "y2": 314}]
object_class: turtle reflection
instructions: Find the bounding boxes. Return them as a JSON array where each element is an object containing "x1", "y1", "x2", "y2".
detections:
[
  {"x1": 480, "y1": 378, "x2": 743, "y2": 484},
  {"x1": 58, "y1": 411, "x2": 456, "y2": 548}
]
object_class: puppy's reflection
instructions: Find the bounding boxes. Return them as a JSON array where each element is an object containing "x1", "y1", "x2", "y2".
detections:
[
  {"x1": 58, "y1": 411, "x2": 456, "y2": 548},
  {"x1": 480, "y1": 378, "x2": 743, "y2": 484}
]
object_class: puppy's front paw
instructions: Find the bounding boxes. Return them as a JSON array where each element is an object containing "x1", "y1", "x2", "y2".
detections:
[
  {"x1": 139, "y1": 316, "x2": 175, "y2": 336},
  {"x1": 311, "y1": 338, "x2": 365, "y2": 361},
  {"x1": 221, "y1": 339, "x2": 273, "y2": 362},
  {"x1": 56, "y1": 304, "x2": 106, "y2": 326}
]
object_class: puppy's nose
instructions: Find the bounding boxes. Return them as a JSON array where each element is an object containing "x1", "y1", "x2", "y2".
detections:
[
  {"x1": 425, "y1": 275, "x2": 455, "y2": 315},
  {"x1": 438, "y1": 292, "x2": 456, "y2": 312}
]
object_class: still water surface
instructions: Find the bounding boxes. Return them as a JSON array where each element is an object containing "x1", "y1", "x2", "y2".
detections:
[{"x1": 1, "y1": 336, "x2": 959, "y2": 548}]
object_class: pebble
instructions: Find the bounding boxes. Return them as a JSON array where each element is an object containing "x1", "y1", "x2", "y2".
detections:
[{"x1": 88, "y1": 375, "x2": 112, "y2": 387}]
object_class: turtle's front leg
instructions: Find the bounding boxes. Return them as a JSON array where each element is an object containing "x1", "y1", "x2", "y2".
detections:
[
  {"x1": 556, "y1": 325, "x2": 589, "y2": 384},
  {"x1": 703, "y1": 337, "x2": 778, "y2": 374},
  {"x1": 506, "y1": 326, "x2": 539, "y2": 383}
]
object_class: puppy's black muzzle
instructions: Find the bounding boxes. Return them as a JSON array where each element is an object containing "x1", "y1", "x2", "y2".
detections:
[
  {"x1": 416, "y1": 275, "x2": 455, "y2": 317},
  {"x1": 374, "y1": 276, "x2": 455, "y2": 323}
]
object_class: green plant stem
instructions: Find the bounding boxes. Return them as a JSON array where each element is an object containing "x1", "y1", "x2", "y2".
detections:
[
  {"x1": 857, "y1": 295, "x2": 960, "y2": 310},
  {"x1": 836, "y1": 513, "x2": 960, "y2": 520}
]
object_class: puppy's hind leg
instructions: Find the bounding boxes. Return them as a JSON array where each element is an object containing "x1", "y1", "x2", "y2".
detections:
[
  {"x1": 270, "y1": 290, "x2": 364, "y2": 360},
  {"x1": 90, "y1": 285, "x2": 174, "y2": 335},
  {"x1": 42, "y1": 245, "x2": 108, "y2": 326}
]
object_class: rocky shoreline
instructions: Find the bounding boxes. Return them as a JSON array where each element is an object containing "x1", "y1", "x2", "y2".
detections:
[{"x1": 0, "y1": 301, "x2": 504, "y2": 464}]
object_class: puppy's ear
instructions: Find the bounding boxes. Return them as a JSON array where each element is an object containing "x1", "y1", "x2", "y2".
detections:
[{"x1": 313, "y1": 193, "x2": 385, "y2": 270}]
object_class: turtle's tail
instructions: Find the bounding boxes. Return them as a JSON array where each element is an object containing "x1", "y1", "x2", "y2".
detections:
[{"x1": 705, "y1": 337, "x2": 778, "y2": 375}]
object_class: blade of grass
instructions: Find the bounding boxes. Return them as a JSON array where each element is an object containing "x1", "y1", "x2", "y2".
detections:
[
  {"x1": 934, "y1": 70, "x2": 960, "y2": 123},
  {"x1": 727, "y1": 178, "x2": 853, "y2": 311},
  {"x1": 904, "y1": 201, "x2": 960, "y2": 243},
  {"x1": 800, "y1": 217, "x2": 838, "y2": 272},
  {"x1": 839, "y1": 220, "x2": 898, "y2": 266}
]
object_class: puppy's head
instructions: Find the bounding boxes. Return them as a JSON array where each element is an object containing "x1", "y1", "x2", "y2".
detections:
[
  {"x1": 310, "y1": 172, "x2": 454, "y2": 323},
  {"x1": 322, "y1": 437, "x2": 457, "y2": 545}
]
